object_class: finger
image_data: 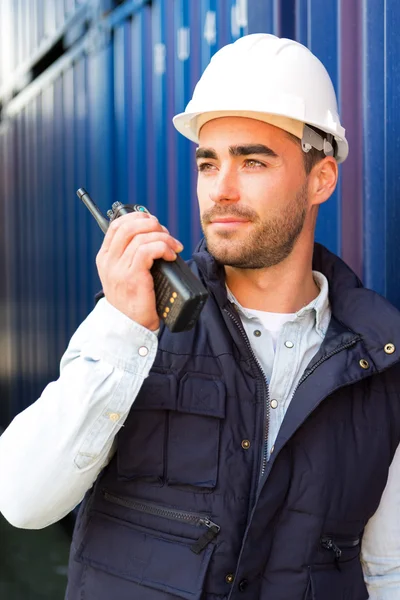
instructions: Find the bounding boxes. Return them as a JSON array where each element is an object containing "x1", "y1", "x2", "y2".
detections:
[
  {"x1": 102, "y1": 211, "x2": 158, "y2": 253},
  {"x1": 121, "y1": 232, "x2": 183, "y2": 266},
  {"x1": 130, "y1": 240, "x2": 179, "y2": 273},
  {"x1": 102, "y1": 214, "x2": 165, "y2": 259},
  {"x1": 102, "y1": 211, "x2": 154, "y2": 253}
]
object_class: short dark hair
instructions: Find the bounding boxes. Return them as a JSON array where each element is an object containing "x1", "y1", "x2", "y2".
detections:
[{"x1": 286, "y1": 126, "x2": 336, "y2": 175}]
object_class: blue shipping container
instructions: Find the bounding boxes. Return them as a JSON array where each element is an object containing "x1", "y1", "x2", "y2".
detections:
[{"x1": 0, "y1": 0, "x2": 399, "y2": 423}]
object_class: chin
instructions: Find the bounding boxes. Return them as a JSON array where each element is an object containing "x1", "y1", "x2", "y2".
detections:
[
  {"x1": 206, "y1": 235, "x2": 231, "y2": 253},
  {"x1": 206, "y1": 242, "x2": 243, "y2": 266}
]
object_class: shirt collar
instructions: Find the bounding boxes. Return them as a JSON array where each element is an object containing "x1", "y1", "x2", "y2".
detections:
[
  {"x1": 297, "y1": 271, "x2": 331, "y2": 337},
  {"x1": 226, "y1": 271, "x2": 331, "y2": 338}
]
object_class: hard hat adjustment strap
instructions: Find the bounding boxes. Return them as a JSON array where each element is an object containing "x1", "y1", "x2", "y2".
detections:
[{"x1": 301, "y1": 124, "x2": 335, "y2": 158}]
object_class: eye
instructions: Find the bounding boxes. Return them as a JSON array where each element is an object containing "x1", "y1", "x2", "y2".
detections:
[
  {"x1": 197, "y1": 162, "x2": 217, "y2": 172},
  {"x1": 244, "y1": 159, "x2": 265, "y2": 169}
]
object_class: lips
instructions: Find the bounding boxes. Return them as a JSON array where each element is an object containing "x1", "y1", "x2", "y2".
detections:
[{"x1": 209, "y1": 217, "x2": 250, "y2": 224}]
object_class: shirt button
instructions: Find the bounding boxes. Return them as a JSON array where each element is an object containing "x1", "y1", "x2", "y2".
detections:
[
  {"x1": 241, "y1": 439, "x2": 251, "y2": 450},
  {"x1": 284, "y1": 340, "x2": 294, "y2": 348},
  {"x1": 109, "y1": 412, "x2": 120, "y2": 422},
  {"x1": 270, "y1": 399, "x2": 278, "y2": 409},
  {"x1": 270, "y1": 445, "x2": 275, "y2": 454},
  {"x1": 253, "y1": 330, "x2": 261, "y2": 337},
  {"x1": 138, "y1": 346, "x2": 149, "y2": 357},
  {"x1": 238, "y1": 579, "x2": 249, "y2": 592},
  {"x1": 225, "y1": 573, "x2": 234, "y2": 584}
]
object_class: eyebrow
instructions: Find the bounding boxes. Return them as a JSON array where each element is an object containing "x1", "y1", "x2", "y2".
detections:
[{"x1": 195, "y1": 144, "x2": 278, "y2": 160}]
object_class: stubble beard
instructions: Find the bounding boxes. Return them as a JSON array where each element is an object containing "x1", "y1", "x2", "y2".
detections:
[{"x1": 201, "y1": 183, "x2": 308, "y2": 269}]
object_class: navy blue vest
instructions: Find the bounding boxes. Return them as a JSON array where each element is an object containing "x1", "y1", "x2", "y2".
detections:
[{"x1": 66, "y1": 243, "x2": 400, "y2": 600}]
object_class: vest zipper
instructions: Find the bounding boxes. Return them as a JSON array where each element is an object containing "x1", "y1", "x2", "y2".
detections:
[
  {"x1": 295, "y1": 337, "x2": 361, "y2": 393},
  {"x1": 254, "y1": 336, "x2": 361, "y2": 482},
  {"x1": 224, "y1": 306, "x2": 270, "y2": 478},
  {"x1": 321, "y1": 535, "x2": 360, "y2": 569},
  {"x1": 225, "y1": 307, "x2": 361, "y2": 482},
  {"x1": 102, "y1": 490, "x2": 220, "y2": 554}
]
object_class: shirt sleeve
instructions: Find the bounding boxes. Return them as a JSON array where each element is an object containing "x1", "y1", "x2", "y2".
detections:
[
  {"x1": 0, "y1": 298, "x2": 158, "y2": 530},
  {"x1": 361, "y1": 442, "x2": 400, "y2": 599}
]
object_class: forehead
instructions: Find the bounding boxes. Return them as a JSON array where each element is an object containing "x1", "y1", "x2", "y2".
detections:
[{"x1": 198, "y1": 116, "x2": 298, "y2": 152}]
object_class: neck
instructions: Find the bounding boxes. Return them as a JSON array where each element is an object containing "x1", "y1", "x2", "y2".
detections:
[{"x1": 224, "y1": 239, "x2": 319, "y2": 313}]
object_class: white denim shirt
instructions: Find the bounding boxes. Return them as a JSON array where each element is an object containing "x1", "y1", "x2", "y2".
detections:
[
  {"x1": 227, "y1": 271, "x2": 331, "y2": 459},
  {"x1": 0, "y1": 292, "x2": 399, "y2": 598}
]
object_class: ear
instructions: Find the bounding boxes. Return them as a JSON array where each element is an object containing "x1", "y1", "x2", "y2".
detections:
[{"x1": 308, "y1": 157, "x2": 338, "y2": 206}]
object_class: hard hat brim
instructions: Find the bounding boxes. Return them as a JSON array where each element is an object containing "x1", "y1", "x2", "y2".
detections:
[{"x1": 173, "y1": 110, "x2": 349, "y2": 163}]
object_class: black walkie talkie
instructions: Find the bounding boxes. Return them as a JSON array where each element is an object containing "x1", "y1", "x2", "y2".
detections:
[{"x1": 77, "y1": 188, "x2": 208, "y2": 333}]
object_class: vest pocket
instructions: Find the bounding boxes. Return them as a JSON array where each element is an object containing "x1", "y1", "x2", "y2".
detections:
[
  {"x1": 307, "y1": 535, "x2": 368, "y2": 600},
  {"x1": 117, "y1": 411, "x2": 166, "y2": 482},
  {"x1": 307, "y1": 565, "x2": 369, "y2": 600},
  {"x1": 166, "y1": 374, "x2": 226, "y2": 490},
  {"x1": 117, "y1": 372, "x2": 177, "y2": 483},
  {"x1": 117, "y1": 372, "x2": 225, "y2": 490},
  {"x1": 76, "y1": 511, "x2": 215, "y2": 600},
  {"x1": 103, "y1": 490, "x2": 221, "y2": 554}
]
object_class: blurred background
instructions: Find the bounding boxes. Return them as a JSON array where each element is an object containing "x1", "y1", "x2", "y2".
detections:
[{"x1": 0, "y1": 0, "x2": 399, "y2": 597}]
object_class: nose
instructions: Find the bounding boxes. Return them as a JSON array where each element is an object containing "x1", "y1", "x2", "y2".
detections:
[{"x1": 209, "y1": 166, "x2": 240, "y2": 204}]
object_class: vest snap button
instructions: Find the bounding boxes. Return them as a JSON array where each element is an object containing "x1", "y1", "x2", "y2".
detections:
[
  {"x1": 225, "y1": 573, "x2": 234, "y2": 584},
  {"x1": 359, "y1": 359, "x2": 369, "y2": 370},
  {"x1": 238, "y1": 579, "x2": 249, "y2": 592},
  {"x1": 384, "y1": 343, "x2": 395, "y2": 355},
  {"x1": 241, "y1": 439, "x2": 251, "y2": 450}
]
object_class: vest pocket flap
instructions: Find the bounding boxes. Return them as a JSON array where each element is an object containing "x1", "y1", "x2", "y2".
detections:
[
  {"x1": 78, "y1": 512, "x2": 214, "y2": 600},
  {"x1": 178, "y1": 374, "x2": 225, "y2": 418},
  {"x1": 133, "y1": 371, "x2": 177, "y2": 411}
]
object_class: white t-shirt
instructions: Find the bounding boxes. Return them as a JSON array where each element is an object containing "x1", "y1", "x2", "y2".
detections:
[{"x1": 243, "y1": 307, "x2": 297, "y2": 350}]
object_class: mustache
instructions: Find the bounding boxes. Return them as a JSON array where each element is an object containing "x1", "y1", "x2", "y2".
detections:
[{"x1": 202, "y1": 205, "x2": 259, "y2": 224}]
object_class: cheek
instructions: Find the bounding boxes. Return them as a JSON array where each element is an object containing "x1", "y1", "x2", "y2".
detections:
[
  {"x1": 241, "y1": 176, "x2": 301, "y2": 223},
  {"x1": 197, "y1": 177, "x2": 212, "y2": 209},
  {"x1": 239, "y1": 173, "x2": 282, "y2": 208},
  {"x1": 244, "y1": 170, "x2": 298, "y2": 201}
]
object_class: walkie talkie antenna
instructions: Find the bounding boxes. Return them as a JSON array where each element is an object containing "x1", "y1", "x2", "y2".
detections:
[{"x1": 77, "y1": 187, "x2": 109, "y2": 234}]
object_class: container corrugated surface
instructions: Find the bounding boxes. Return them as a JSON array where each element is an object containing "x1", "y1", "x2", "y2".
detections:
[
  {"x1": 0, "y1": 0, "x2": 399, "y2": 422},
  {"x1": 0, "y1": 0, "x2": 86, "y2": 91}
]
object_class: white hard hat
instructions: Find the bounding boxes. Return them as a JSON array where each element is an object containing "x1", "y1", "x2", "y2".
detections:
[{"x1": 173, "y1": 34, "x2": 348, "y2": 163}]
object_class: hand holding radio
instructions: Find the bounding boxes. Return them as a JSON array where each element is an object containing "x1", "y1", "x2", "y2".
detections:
[
  {"x1": 77, "y1": 189, "x2": 208, "y2": 332},
  {"x1": 97, "y1": 211, "x2": 182, "y2": 331}
]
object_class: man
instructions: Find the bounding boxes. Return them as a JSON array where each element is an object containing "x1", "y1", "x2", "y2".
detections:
[{"x1": 0, "y1": 34, "x2": 399, "y2": 600}]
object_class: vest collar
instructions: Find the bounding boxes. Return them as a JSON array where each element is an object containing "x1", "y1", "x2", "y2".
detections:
[{"x1": 193, "y1": 239, "x2": 400, "y2": 374}]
